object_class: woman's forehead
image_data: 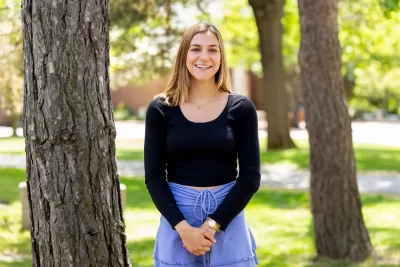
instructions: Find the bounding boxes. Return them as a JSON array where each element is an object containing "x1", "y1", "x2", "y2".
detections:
[{"x1": 190, "y1": 32, "x2": 219, "y2": 46}]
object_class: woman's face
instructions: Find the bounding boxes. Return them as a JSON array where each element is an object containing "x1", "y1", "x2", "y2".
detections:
[{"x1": 186, "y1": 31, "x2": 221, "y2": 83}]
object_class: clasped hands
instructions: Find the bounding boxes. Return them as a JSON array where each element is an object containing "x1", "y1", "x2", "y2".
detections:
[{"x1": 175, "y1": 220, "x2": 217, "y2": 256}]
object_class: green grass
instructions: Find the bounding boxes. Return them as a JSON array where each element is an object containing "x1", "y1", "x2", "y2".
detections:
[
  {"x1": 2, "y1": 137, "x2": 400, "y2": 172},
  {"x1": 0, "y1": 137, "x2": 26, "y2": 155},
  {"x1": 0, "y1": 168, "x2": 400, "y2": 266},
  {"x1": 260, "y1": 140, "x2": 400, "y2": 173}
]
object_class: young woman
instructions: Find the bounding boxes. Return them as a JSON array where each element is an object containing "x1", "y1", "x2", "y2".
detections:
[{"x1": 144, "y1": 22, "x2": 260, "y2": 267}]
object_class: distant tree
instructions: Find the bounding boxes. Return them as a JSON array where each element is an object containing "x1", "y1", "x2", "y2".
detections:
[
  {"x1": 298, "y1": 0, "x2": 373, "y2": 261},
  {"x1": 248, "y1": 0, "x2": 296, "y2": 150},
  {"x1": 22, "y1": 0, "x2": 131, "y2": 266}
]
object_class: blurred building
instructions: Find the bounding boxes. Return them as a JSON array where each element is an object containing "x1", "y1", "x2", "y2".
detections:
[{"x1": 0, "y1": 68, "x2": 305, "y2": 126}]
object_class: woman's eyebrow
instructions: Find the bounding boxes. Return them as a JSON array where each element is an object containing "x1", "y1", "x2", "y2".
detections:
[{"x1": 190, "y1": 44, "x2": 219, "y2": 47}]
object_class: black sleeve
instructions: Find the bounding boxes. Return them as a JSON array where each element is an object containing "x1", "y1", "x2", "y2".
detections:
[
  {"x1": 144, "y1": 98, "x2": 185, "y2": 229},
  {"x1": 209, "y1": 97, "x2": 261, "y2": 230}
]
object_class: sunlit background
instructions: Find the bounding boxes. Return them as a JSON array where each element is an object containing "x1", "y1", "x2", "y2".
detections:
[{"x1": 0, "y1": 0, "x2": 400, "y2": 266}]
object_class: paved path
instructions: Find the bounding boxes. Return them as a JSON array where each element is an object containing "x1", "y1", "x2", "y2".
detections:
[{"x1": 1, "y1": 154, "x2": 400, "y2": 195}]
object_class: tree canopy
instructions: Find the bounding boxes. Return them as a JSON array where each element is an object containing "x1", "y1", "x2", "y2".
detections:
[{"x1": 219, "y1": 0, "x2": 400, "y2": 115}]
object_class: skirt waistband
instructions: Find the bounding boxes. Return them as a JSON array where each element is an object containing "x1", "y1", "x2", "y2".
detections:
[{"x1": 168, "y1": 181, "x2": 235, "y2": 222}]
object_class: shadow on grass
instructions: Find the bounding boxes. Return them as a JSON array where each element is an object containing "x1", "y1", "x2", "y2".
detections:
[
  {"x1": 355, "y1": 147, "x2": 400, "y2": 172},
  {"x1": 0, "y1": 259, "x2": 32, "y2": 267},
  {"x1": 261, "y1": 147, "x2": 310, "y2": 169},
  {"x1": 260, "y1": 142, "x2": 400, "y2": 173},
  {"x1": 0, "y1": 168, "x2": 26, "y2": 203},
  {"x1": 251, "y1": 188, "x2": 400, "y2": 210}
]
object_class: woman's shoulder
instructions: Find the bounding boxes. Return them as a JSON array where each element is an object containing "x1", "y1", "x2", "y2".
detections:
[
  {"x1": 146, "y1": 95, "x2": 170, "y2": 119},
  {"x1": 148, "y1": 95, "x2": 168, "y2": 109},
  {"x1": 228, "y1": 93, "x2": 256, "y2": 111}
]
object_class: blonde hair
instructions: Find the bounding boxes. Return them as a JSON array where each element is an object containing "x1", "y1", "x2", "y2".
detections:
[{"x1": 157, "y1": 23, "x2": 232, "y2": 106}]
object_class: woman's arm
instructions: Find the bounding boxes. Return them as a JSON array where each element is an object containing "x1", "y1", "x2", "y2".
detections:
[
  {"x1": 208, "y1": 97, "x2": 261, "y2": 230},
  {"x1": 144, "y1": 99, "x2": 185, "y2": 229}
]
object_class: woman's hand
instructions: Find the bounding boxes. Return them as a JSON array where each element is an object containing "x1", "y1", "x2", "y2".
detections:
[
  {"x1": 200, "y1": 221, "x2": 217, "y2": 237},
  {"x1": 175, "y1": 220, "x2": 216, "y2": 256}
]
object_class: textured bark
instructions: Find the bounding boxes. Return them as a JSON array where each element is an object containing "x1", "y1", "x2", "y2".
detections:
[
  {"x1": 298, "y1": 0, "x2": 372, "y2": 261},
  {"x1": 248, "y1": 0, "x2": 296, "y2": 150},
  {"x1": 22, "y1": 0, "x2": 131, "y2": 266}
]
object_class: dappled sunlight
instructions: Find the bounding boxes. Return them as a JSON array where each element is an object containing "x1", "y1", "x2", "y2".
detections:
[
  {"x1": 261, "y1": 147, "x2": 310, "y2": 170},
  {"x1": 128, "y1": 238, "x2": 156, "y2": 267},
  {"x1": 0, "y1": 203, "x2": 31, "y2": 263},
  {"x1": 250, "y1": 188, "x2": 310, "y2": 209},
  {"x1": 125, "y1": 209, "x2": 159, "y2": 241}
]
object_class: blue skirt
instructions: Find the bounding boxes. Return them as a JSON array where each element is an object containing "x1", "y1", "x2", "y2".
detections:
[{"x1": 153, "y1": 181, "x2": 258, "y2": 267}]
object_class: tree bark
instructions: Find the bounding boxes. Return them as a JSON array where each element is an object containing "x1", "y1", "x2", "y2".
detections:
[
  {"x1": 248, "y1": 0, "x2": 296, "y2": 150},
  {"x1": 298, "y1": 0, "x2": 372, "y2": 261},
  {"x1": 22, "y1": 0, "x2": 131, "y2": 266}
]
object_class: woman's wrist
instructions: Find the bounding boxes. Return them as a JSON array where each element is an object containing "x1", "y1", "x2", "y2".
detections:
[{"x1": 175, "y1": 220, "x2": 191, "y2": 235}]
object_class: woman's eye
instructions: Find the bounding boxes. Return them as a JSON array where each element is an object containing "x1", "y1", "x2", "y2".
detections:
[
  {"x1": 191, "y1": 48, "x2": 200, "y2": 52},
  {"x1": 210, "y1": 49, "x2": 218, "y2": 53}
]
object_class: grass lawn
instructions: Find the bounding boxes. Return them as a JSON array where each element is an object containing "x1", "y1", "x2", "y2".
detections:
[
  {"x1": 1, "y1": 137, "x2": 400, "y2": 173},
  {"x1": 0, "y1": 168, "x2": 399, "y2": 266}
]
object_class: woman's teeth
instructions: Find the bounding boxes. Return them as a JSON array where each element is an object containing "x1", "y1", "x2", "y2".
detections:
[{"x1": 196, "y1": 65, "x2": 211, "y2": 69}]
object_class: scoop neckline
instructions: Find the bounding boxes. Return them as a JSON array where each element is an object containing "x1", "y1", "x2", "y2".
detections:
[{"x1": 178, "y1": 93, "x2": 232, "y2": 124}]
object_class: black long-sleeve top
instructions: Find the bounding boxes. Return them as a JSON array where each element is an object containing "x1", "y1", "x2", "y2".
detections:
[{"x1": 144, "y1": 93, "x2": 261, "y2": 230}]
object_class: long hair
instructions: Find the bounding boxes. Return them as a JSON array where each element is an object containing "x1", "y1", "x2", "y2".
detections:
[{"x1": 158, "y1": 23, "x2": 232, "y2": 106}]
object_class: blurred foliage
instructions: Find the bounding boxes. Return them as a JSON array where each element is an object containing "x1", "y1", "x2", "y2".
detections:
[
  {"x1": 1, "y1": 0, "x2": 400, "y2": 121},
  {"x1": 218, "y1": 0, "x2": 261, "y2": 75},
  {"x1": 112, "y1": 102, "x2": 146, "y2": 121},
  {"x1": 219, "y1": 0, "x2": 300, "y2": 77},
  {"x1": 340, "y1": 0, "x2": 400, "y2": 114},
  {"x1": 109, "y1": 0, "x2": 213, "y2": 88},
  {"x1": 380, "y1": 0, "x2": 400, "y2": 17},
  {"x1": 0, "y1": 0, "x2": 23, "y2": 131},
  {"x1": 219, "y1": 0, "x2": 400, "y2": 115}
]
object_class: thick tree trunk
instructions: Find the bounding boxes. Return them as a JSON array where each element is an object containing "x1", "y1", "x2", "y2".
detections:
[
  {"x1": 249, "y1": 0, "x2": 296, "y2": 150},
  {"x1": 298, "y1": 0, "x2": 372, "y2": 261},
  {"x1": 22, "y1": 0, "x2": 131, "y2": 266}
]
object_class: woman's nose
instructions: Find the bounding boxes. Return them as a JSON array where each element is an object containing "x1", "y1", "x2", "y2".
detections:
[{"x1": 199, "y1": 51, "x2": 209, "y2": 60}]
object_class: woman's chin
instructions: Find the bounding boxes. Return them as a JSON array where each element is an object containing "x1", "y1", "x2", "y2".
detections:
[{"x1": 191, "y1": 75, "x2": 215, "y2": 83}]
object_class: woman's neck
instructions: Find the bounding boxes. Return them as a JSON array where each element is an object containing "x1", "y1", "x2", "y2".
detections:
[{"x1": 189, "y1": 80, "x2": 218, "y2": 100}]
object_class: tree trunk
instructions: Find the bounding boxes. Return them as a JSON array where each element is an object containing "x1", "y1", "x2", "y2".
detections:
[
  {"x1": 10, "y1": 104, "x2": 20, "y2": 137},
  {"x1": 248, "y1": 0, "x2": 296, "y2": 150},
  {"x1": 298, "y1": 0, "x2": 372, "y2": 261},
  {"x1": 11, "y1": 113, "x2": 19, "y2": 137},
  {"x1": 22, "y1": 0, "x2": 131, "y2": 266}
]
